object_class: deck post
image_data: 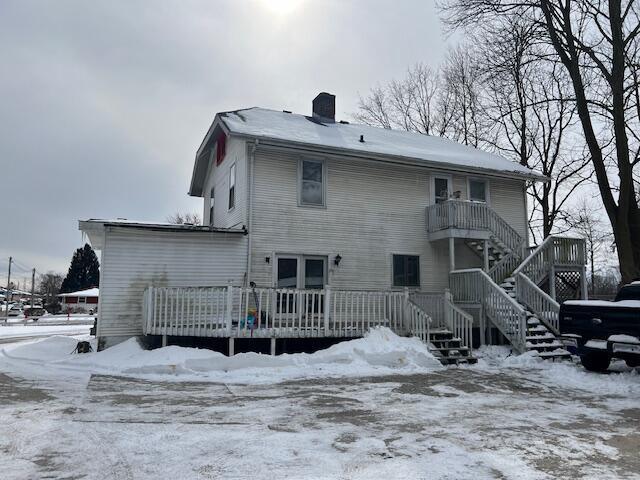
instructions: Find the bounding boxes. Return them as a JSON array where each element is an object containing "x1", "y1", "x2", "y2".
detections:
[
  {"x1": 549, "y1": 265, "x2": 556, "y2": 301},
  {"x1": 226, "y1": 285, "x2": 233, "y2": 335},
  {"x1": 228, "y1": 337, "x2": 235, "y2": 356},
  {"x1": 162, "y1": 334, "x2": 167, "y2": 347},
  {"x1": 324, "y1": 285, "x2": 331, "y2": 336},
  {"x1": 448, "y1": 237, "x2": 456, "y2": 272},
  {"x1": 270, "y1": 337, "x2": 276, "y2": 356},
  {"x1": 580, "y1": 265, "x2": 588, "y2": 300},
  {"x1": 483, "y1": 241, "x2": 490, "y2": 272}
]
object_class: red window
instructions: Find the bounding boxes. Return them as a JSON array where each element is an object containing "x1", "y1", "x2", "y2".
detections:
[{"x1": 216, "y1": 133, "x2": 226, "y2": 166}]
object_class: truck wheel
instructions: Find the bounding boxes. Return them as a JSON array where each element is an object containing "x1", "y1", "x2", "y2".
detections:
[{"x1": 581, "y1": 352, "x2": 611, "y2": 372}]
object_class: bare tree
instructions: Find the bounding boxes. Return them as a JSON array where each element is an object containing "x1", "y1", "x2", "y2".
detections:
[
  {"x1": 438, "y1": 0, "x2": 640, "y2": 283},
  {"x1": 478, "y1": 17, "x2": 591, "y2": 242},
  {"x1": 166, "y1": 212, "x2": 202, "y2": 225},
  {"x1": 355, "y1": 52, "x2": 491, "y2": 146},
  {"x1": 38, "y1": 271, "x2": 63, "y2": 313},
  {"x1": 355, "y1": 64, "x2": 441, "y2": 134},
  {"x1": 562, "y1": 198, "x2": 614, "y2": 295}
]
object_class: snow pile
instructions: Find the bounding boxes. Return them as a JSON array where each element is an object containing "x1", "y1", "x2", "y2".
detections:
[
  {"x1": 2, "y1": 328, "x2": 442, "y2": 384},
  {"x1": 474, "y1": 345, "x2": 640, "y2": 396}
]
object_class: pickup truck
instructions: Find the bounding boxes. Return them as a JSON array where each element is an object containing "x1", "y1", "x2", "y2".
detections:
[{"x1": 559, "y1": 282, "x2": 640, "y2": 372}]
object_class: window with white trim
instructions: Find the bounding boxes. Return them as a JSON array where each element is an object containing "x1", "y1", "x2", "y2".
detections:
[
  {"x1": 228, "y1": 164, "x2": 236, "y2": 210},
  {"x1": 78, "y1": 297, "x2": 87, "y2": 304},
  {"x1": 209, "y1": 187, "x2": 215, "y2": 225},
  {"x1": 299, "y1": 159, "x2": 325, "y2": 206},
  {"x1": 392, "y1": 255, "x2": 420, "y2": 287},
  {"x1": 469, "y1": 179, "x2": 487, "y2": 203}
]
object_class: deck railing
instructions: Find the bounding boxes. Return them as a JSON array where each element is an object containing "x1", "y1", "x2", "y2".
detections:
[
  {"x1": 513, "y1": 235, "x2": 586, "y2": 284},
  {"x1": 450, "y1": 269, "x2": 527, "y2": 352},
  {"x1": 425, "y1": 200, "x2": 524, "y2": 253},
  {"x1": 514, "y1": 273, "x2": 560, "y2": 334},
  {"x1": 444, "y1": 291, "x2": 474, "y2": 350},
  {"x1": 411, "y1": 291, "x2": 473, "y2": 350},
  {"x1": 143, "y1": 286, "x2": 431, "y2": 342}
]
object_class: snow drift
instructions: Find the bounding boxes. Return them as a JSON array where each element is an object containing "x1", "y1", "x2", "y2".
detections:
[{"x1": 2, "y1": 327, "x2": 443, "y2": 384}]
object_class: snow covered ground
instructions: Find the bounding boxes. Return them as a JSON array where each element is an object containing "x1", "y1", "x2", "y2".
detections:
[
  {"x1": 0, "y1": 330, "x2": 638, "y2": 479},
  {"x1": 0, "y1": 323, "x2": 91, "y2": 343}
]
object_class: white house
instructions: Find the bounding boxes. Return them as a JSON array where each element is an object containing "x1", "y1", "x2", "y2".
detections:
[
  {"x1": 58, "y1": 287, "x2": 100, "y2": 313},
  {"x1": 80, "y1": 93, "x2": 587, "y2": 363}
]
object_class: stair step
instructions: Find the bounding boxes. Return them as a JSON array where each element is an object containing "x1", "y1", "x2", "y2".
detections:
[
  {"x1": 430, "y1": 339, "x2": 462, "y2": 348},
  {"x1": 527, "y1": 318, "x2": 540, "y2": 326},
  {"x1": 528, "y1": 325, "x2": 549, "y2": 333},
  {"x1": 534, "y1": 349, "x2": 572, "y2": 360},
  {"x1": 526, "y1": 333, "x2": 556, "y2": 342},
  {"x1": 439, "y1": 356, "x2": 478, "y2": 366},
  {"x1": 527, "y1": 341, "x2": 564, "y2": 350},
  {"x1": 436, "y1": 346, "x2": 471, "y2": 355}
]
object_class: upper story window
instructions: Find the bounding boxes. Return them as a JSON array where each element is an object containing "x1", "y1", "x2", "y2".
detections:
[
  {"x1": 228, "y1": 164, "x2": 236, "y2": 211},
  {"x1": 209, "y1": 187, "x2": 215, "y2": 225},
  {"x1": 469, "y1": 179, "x2": 488, "y2": 203},
  {"x1": 299, "y1": 159, "x2": 325, "y2": 206},
  {"x1": 392, "y1": 254, "x2": 420, "y2": 287},
  {"x1": 434, "y1": 177, "x2": 450, "y2": 204},
  {"x1": 215, "y1": 133, "x2": 226, "y2": 166}
]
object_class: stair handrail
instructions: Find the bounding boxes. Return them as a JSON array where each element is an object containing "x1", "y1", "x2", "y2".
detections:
[
  {"x1": 514, "y1": 272, "x2": 560, "y2": 335},
  {"x1": 450, "y1": 268, "x2": 527, "y2": 353},
  {"x1": 444, "y1": 290, "x2": 474, "y2": 350},
  {"x1": 512, "y1": 235, "x2": 554, "y2": 281},
  {"x1": 487, "y1": 250, "x2": 521, "y2": 284},
  {"x1": 404, "y1": 298, "x2": 432, "y2": 344}
]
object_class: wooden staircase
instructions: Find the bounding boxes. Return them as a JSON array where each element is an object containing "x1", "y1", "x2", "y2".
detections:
[
  {"x1": 428, "y1": 329, "x2": 478, "y2": 365},
  {"x1": 499, "y1": 277, "x2": 571, "y2": 360}
]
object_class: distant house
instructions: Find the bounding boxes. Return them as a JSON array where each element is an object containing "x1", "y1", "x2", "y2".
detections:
[
  {"x1": 59, "y1": 287, "x2": 99, "y2": 314},
  {"x1": 80, "y1": 92, "x2": 586, "y2": 363}
]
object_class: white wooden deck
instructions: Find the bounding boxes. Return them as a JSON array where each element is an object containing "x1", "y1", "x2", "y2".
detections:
[{"x1": 142, "y1": 286, "x2": 431, "y2": 344}]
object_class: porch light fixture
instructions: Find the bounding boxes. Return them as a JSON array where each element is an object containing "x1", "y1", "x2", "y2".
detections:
[
  {"x1": 265, "y1": 256, "x2": 270, "y2": 264},
  {"x1": 334, "y1": 254, "x2": 342, "y2": 266}
]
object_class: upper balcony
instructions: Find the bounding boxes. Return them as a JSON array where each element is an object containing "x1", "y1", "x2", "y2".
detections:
[{"x1": 425, "y1": 200, "x2": 523, "y2": 253}]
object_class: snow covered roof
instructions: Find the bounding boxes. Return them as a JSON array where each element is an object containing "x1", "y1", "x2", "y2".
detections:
[
  {"x1": 190, "y1": 107, "x2": 544, "y2": 196},
  {"x1": 59, "y1": 288, "x2": 99, "y2": 298},
  {"x1": 78, "y1": 219, "x2": 247, "y2": 250}
]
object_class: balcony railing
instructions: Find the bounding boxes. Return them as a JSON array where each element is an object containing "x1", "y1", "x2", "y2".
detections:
[{"x1": 425, "y1": 200, "x2": 523, "y2": 253}]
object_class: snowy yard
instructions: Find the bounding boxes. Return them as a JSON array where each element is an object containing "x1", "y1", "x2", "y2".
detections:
[{"x1": 1, "y1": 330, "x2": 638, "y2": 479}]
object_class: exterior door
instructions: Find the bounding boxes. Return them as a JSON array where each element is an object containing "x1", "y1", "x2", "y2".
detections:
[
  {"x1": 434, "y1": 176, "x2": 451, "y2": 204},
  {"x1": 303, "y1": 257, "x2": 326, "y2": 289}
]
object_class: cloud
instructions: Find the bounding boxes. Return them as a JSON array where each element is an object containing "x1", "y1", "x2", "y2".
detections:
[{"x1": 0, "y1": 0, "x2": 445, "y2": 275}]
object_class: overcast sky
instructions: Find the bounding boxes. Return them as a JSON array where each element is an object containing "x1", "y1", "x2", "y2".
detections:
[{"x1": 0, "y1": 0, "x2": 449, "y2": 284}]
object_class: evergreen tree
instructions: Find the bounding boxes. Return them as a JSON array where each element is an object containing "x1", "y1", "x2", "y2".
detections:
[{"x1": 60, "y1": 244, "x2": 100, "y2": 293}]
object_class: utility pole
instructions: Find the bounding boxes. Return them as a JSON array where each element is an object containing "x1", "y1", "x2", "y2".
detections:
[
  {"x1": 30, "y1": 268, "x2": 35, "y2": 308},
  {"x1": 5, "y1": 257, "x2": 11, "y2": 323}
]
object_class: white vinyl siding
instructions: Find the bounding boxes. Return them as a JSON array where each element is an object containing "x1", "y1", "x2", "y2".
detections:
[
  {"x1": 202, "y1": 137, "x2": 247, "y2": 228},
  {"x1": 489, "y1": 178, "x2": 528, "y2": 240},
  {"x1": 96, "y1": 227, "x2": 247, "y2": 347},
  {"x1": 248, "y1": 145, "x2": 528, "y2": 291},
  {"x1": 250, "y1": 146, "x2": 451, "y2": 291}
]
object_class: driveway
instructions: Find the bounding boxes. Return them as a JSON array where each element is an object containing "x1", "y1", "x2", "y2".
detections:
[{"x1": 1, "y1": 365, "x2": 638, "y2": 479}]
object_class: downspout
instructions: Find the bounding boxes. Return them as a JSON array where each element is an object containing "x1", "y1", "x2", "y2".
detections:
[{"x1": 245, "y1": 139, "x2": 258, "y2": 286}]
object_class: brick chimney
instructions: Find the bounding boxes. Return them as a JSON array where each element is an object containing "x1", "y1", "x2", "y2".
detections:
[{"x1": 312, "y1": 92, "x2": 335, "y2": 123}]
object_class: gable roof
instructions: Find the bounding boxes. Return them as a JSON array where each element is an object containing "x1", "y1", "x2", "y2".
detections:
[{"x1": 190, "y1": 107, "x2": 544, "y2": 196}]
